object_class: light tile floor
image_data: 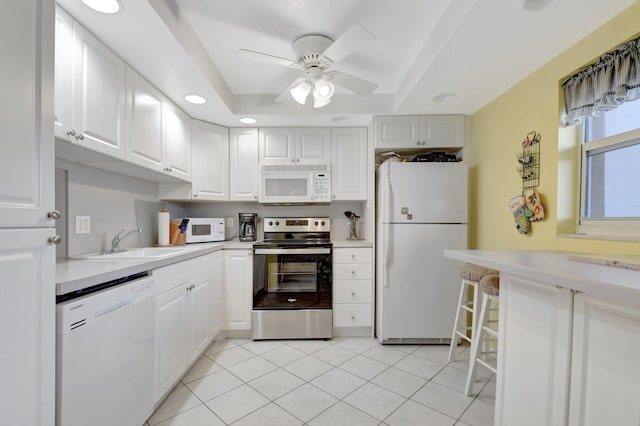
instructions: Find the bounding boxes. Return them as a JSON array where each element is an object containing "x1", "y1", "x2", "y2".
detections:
[{"x1": 145, "y1": 338, "x2": 495, "y2": 426}]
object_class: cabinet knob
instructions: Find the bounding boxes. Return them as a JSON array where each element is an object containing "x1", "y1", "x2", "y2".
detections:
[
  {"x1": 351, "y1": 292, "x2": 356, "y2": 297},
  {"x1": 193, "y1": 193, "x2": 198, "y2": 198},
  {"x1": 352, "y1": 254, "x2": 356, "y2": 260},
  {"x1": 351, "y1": 315, "x2": 355, "y2": 321},
  {"x1": 351, "y1": 270, "x2": 356, "y2": 276},
  {"x1": 47, "y1": 210, "x2": 61, "y2": 220},
  {"x1": 291, "y1": 158, "x2": 295, "y2": 163},
  {"x1": 416, "y1": 141, "x2": 421, "y2": 146},
  {"x1": 76, "y1": 132, "x2": 85, "y2": 140},
  {"x1": 48, "y1": 235, "x2": 62, "y2": 245},
  {"x1": 66, "y1": 129, "x2": 76, "y2": 138},
  {"x1": 421, "y1": 141, "x2": 426, "y2": 146},
  {"x1": 254, "y1": 196, "x2": 258, "y2": 200}
]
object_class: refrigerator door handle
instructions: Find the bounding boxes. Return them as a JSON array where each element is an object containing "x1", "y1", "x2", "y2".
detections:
[{"x1": 383, "y1": 165, "x2": 391, "y2": 287}]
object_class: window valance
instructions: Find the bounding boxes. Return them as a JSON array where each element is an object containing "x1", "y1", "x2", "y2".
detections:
[{"x1": 562, "y1": 35, "x2": 640, "y2": 125}]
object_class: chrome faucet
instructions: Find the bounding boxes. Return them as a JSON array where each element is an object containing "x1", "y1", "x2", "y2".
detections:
[{"x1": 110, "y1": 228, "x2": 142, "y2": 252}]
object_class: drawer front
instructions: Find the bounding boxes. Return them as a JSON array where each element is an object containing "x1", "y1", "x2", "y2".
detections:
[
  {"x1": 333, "y1": 263, "x2": 372, "y2": 280},
  {"x1": 333, "y1": 248, "x2": 372, "y2": 264},
  {"x1": 333, "y1": 280, "x2": 372, "y2": 303},
  {"x1": 333, "y1": 304, "x2": 372, "y2": 327},
  {"x1": 154, "y1": 253, "x2": 213, "y2": 294}
]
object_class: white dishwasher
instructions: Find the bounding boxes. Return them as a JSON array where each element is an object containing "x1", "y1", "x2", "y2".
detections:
[{"x1": 56, "y1": 272, "x2": 155, "y2": 426}]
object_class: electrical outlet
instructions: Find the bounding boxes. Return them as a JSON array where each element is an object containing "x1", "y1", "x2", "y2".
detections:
[
  {"x1": 76, "y1": 216, "x2": 90, "y2": 234},
  {"x1": 226, "y1": 217, "x2": 234, "y2": 228}
]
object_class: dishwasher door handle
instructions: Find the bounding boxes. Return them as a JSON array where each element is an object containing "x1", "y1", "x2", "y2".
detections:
[{"x1": 94, "y1": 298, "x2": 136, "y2": 319}]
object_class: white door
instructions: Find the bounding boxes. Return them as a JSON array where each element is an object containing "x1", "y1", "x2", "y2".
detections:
[
  {"x1": 224, "y1": 250, "x2": 253, "y2": 331},
  {"x1": 154, "y1": 284, "x2": 188, "y2": 402},
  {"x1": 385, "y1": 161, "x2": 468, "y2": 223},
  {"x1": 378, "y1": 224, "x2": 466, "y2": 340},
  {"x1": 229, "y1": 128, "x2": 259, "y2": 201},
  {"x1": 374, "y1": 116, "x2": 420, "y2": 149},
  {"x1": 72, "y1": 22, "x2": 126, "y2": 159},
  {"x1": 192, "y1": 120, "x2": 229, "y2": 200},
  {"x1": 331, "y1": 128, "x2": 367, "y2": 200},
  {"x1": 295, "y1": 128, "x2": 331, "y2": 164},
  {"x1": 54, "y1": 7, "x2": 73, "y2": 142},
  {"x1": 259, "y1": 128, "x2": 295, "y2": 165},
  {"x1": 0, "y1": 0, "x2": 55, "y2": 228},
  {"x1": 568, "y1": 293, "x2": 640, "y2": 426},
  {"x1": 495, "y1": 274, "x2": 573, "y2": 426},
  {"x1": 164, "y1": 102, "x2": 191, "y2": 181},
  {"x1": 187, "y1": 273, "x2": 213, "y2": 363},
  {"x1": 125, "y1": 67, "x2": 164, "y2": 172},
  {"x1": 0, "y1": 228, "x2": 56, "y2": 426}
]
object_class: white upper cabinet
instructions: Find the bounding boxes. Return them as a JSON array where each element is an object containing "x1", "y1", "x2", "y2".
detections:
[
  {"x1": 374, "y1": 115, "x2": 465, "y2": 149},
  {"x1": 163, "y1": 102, "x2": 191, "y2": 181},
  {"x1": 0, "y1": 0, "x2": 55, "y2": 228},
  {"x1": 259, "y1": 128, "x2": 331, "y2": 166},
  {"x1": 191, "y1": 120, "x2": 229, "y2": 201},
  {"x1": 54, "y1": 7, "x2": 73, "y2": 143},
  {"x1": 125, "y1": 68, "x2": 164, "y2": 172},
  {"x1": 71, "y1": 21, "x2": 126, "y2": 158},
  {"x1": 229, "y1": 128, "x2": 259, "y2": 201},
  {"x1": 331, "y1": 128, "x2": 367, "y2": 201},
  {"x1": 295, "y1": 128, "x2": 331, "y2": 164}
]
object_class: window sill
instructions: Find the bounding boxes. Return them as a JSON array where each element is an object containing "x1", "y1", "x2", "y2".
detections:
[{"x1": 558, "y1": 232, "x2": 640, "y2": 242}]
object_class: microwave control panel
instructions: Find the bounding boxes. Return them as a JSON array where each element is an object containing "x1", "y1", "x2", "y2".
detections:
[{"x1": 313, "y1": 172, "x2": 331, "y2": 201}]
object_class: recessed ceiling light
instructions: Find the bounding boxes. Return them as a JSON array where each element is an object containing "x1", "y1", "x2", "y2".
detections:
[
  {"x1": 239, "y1": 117, "x2": 257, "y2": 124},
  {"x1": 433, "y1": 92, "x2": 456, "y2": 103},
  {"x1": 81, "y1": 0, "x2": 122, "y2": 14},
  {"x1": 523, "y1": 0, "x2": 560, "y2": 11},
  {"x1": 184, "y1": 95, "x2": 207, "y2": 104}
]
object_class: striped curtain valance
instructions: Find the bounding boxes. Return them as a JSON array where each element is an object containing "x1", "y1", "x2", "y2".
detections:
[{"x1": 562, "y1": 35, "x2": 640, "y2": 125}]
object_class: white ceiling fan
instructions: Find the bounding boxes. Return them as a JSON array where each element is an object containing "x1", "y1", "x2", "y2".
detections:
[{"x1": 236, "y1": 25, "x2": 378, "y2": 108}]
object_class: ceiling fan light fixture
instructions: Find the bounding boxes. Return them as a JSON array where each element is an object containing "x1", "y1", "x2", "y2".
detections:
[
  {"x1": 313, "y1": 96, "x2": 331, "y2": 109},
  {"x1": 81, "y1": 0, "x2": 122, "y2": 14},
  {"x1": 314, "y1": 79, "x2": 335, "y2": 100},
  {"x1": 290, "y1": 80, "x2": 311, "y2": 105}
]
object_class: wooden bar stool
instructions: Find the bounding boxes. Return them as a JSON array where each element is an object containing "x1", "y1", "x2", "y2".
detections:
[
  {"x1": 448, "y1": 263, "x2": 498, "y2": 363},
  {"x1": 465, "y1": 273, "x2": 500, "y2": 396}
]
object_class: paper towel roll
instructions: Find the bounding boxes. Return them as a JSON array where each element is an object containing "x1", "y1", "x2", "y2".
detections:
[{"x1": 158, "y1": 210, "x2": 170, "y2": 246}]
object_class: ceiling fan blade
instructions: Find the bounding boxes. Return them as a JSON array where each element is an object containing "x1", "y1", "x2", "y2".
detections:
[
  {"x1": 321, "y1": 25, "x2": 375, "y2": 63},
  {"x1": 236, "y1": 49, "x2": 301, "y2": 69},
  {"x1": 332, "y1": 72, "x2": 377, "y2": 96},
  {"x1": 273, "y1": 77, "x2": 306, "y2": 103}
]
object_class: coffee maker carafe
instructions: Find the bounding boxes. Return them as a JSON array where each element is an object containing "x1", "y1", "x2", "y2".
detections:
[{"x1": 238, "y1": 213, "x2": 257, "y2": 242}]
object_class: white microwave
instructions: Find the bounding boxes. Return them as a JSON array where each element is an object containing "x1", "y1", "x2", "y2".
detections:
[
  {"x1": 259, "y1": 165, "x2": 331, "y2": 204},
  {"x1": 178, "y1": 218, "x2": 226, "y2": 243}
]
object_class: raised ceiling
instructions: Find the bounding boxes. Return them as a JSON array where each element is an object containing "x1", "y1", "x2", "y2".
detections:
[{"x1": 57, "y1": 0, "x2": 635, "y2": 127}]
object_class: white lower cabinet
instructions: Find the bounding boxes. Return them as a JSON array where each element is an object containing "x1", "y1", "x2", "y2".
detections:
[
  {"x1": 332, "y1": 247, "x2": 373, "y2": 335},
  {"x1": 153, "y1": 252, "x2": 222, "y2": 404},
  {"x1": 224, "y1": 249, "x2": 253, "y2": 332},
  {"x1": 497, "y1": 273, "x2": 640, "y2": 426}
]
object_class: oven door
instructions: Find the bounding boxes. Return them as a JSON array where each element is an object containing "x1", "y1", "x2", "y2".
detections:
[{"x1": 253, "y1": 247, "x2": 332, "y2": 309}]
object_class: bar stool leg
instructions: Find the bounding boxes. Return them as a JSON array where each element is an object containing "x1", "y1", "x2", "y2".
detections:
[
  {"x1": 465, "y1": 292, "x2": 491, "y2": 396},
  {"x1": 448, "y1": 279, "x2": 479, "y2": 363}
]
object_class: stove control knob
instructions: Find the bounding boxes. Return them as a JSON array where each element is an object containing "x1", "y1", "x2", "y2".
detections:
[
  {"x1": 275, "y1": 221, "x2": 280, "y2": 226},
  {"x1": 321, "y1": 221, "x2": 325, "y2": 226},
  {"x1": 268, "y1": 221, "x2": 273, "y2": 226},
  {"x1": 314, "y1": 221, "x2": 319, "y2": 226}
]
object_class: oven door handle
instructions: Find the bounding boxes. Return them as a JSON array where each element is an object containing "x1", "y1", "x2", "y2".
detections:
[{"x1": 254, "y1": 248, "x2": 331, "y2": 255}]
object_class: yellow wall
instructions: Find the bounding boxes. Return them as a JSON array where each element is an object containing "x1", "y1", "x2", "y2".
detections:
[{"x1": 469, "y1": 1, "x2": 640, "y2": 254}]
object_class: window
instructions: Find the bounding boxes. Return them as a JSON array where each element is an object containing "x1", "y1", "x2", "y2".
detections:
[{"x1": 578, "y1": 99, "x2": 640, "y2": 237}]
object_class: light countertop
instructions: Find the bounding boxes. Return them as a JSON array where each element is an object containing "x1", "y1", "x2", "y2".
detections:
[
  {"x1": 332, "y1": 240, "x2": 373, "y2": 248},
  {"x1": 444, "y1": 250, "x2": 640, "y2": 307}
]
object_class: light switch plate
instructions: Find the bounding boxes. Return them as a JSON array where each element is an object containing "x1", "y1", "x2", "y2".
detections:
[
  {"x1": 227, "y1": 217, "x2": 234, "y2": 228},
  {"x1": 76, "y1": 216, "x2": 90, "y2": 234}
]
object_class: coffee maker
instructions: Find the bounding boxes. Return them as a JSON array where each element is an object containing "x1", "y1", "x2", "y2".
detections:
[{"x1": 238, "y1": 213, "x2": 258, "y2": 242}]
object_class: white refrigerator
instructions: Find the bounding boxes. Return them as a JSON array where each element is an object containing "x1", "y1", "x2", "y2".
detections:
[{"x1": 376, "y1": 160, "x2": 467, "y2": 343}]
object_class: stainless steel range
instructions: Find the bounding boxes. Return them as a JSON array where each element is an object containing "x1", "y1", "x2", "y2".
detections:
[{"x1": 252, "y1": 217, "x2": 332, "y2": 340}]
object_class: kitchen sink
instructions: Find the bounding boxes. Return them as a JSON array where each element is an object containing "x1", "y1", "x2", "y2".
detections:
[{"x1": 81, "y1": 247, "x2": 190, "y2": 259}]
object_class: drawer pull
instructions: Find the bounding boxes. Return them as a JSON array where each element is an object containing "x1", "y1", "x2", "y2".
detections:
[
  {"x1": 351, "y1": 292, "x2": 356, "y2": 298},
  {"x1": 352, "y1": 254, "x2": 356, "y2": 260},
  {"x1": 351, "y1": 270, "x2": 356, "y2": 276},
  {"x1": 351, "y1": 315, "x2": 355, "y2": 321}
]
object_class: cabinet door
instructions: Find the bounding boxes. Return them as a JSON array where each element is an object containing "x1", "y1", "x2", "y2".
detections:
[
  {"x1": 210, "y1": 251, "x2": 224, "y2": 338},
  {"x1": 295, "y1": 128, "x2": 331, "y2": 164},
  {"x1": 192, "y1": 120, "x2": 229, "y2": 200},
  {"x1": 0, "y1": 228, "x2": 55, "y2": 426},
  {"x1": 331, "y1": 128, "x2": 367, "y2": 200},
  {"x1": 164, "y1": 102, "x2": 191, "y2": 182},
  {"x1": 419, "y1": 115, "x2": 465, "y2": 148},
  {"x1": 568, "y1": 293, "x2": 640, "y2": 426},
  {"x1": 224, "y1": 250, "x2": 253, "y2": 331},
  {"x1": 154, "y1": 284, "x2": 188, "y2": 402},
  {"x1": 187, "y1": 274, "x2": 212, "y2": 363},
  {"x1": 374, "y1": 116, "x2": 420, "y2": 149},
  {"x1": 259, "y1": 128, "x2": 295, "y2": 165},
  {"x1": 496, "y1": 274, "x2": 573, "y2": 426},
  {"x1": 54, "y1": 6, "x2": 73, "y2": 142},
  {"x1": 125, "y1": 67, "x2": 164, "y2": 172},
  {"x1": 229, "y1": 128, "x2": 259, "y2": 201},
  {"x1": 72, "y1": 22, "x2": 126, "y2": 159}
]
